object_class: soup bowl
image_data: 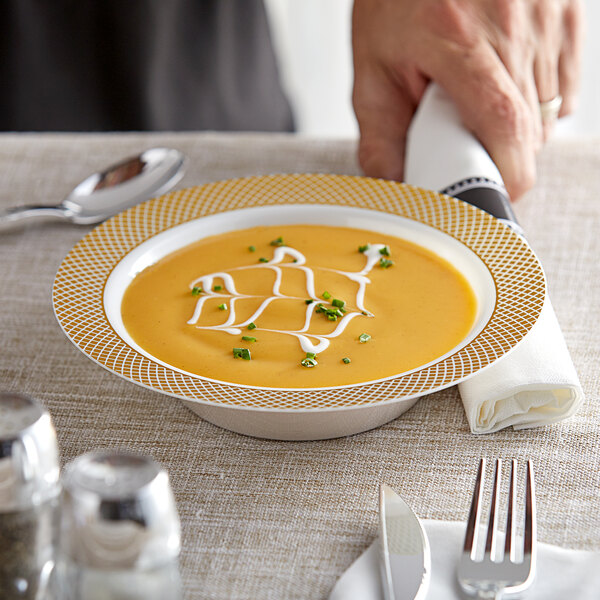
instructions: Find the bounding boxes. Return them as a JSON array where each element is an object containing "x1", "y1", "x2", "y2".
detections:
[{"x1": 53, "y1": 174, "x2": 545, "y2": 439}]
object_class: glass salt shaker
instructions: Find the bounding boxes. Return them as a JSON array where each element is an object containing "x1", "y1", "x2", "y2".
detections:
[
  {"x1": 57, "y1": 451, "x2": 182, "y2": 600},
  {"x1": 0, "y1": 391, "x2": 61, "y2": 600}
]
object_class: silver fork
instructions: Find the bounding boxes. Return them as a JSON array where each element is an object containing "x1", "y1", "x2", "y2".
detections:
[{"x1": 457, "y1": 458, "x2": 536, "y2": 599}]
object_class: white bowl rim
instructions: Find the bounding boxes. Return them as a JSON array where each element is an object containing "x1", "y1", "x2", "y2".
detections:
[
  {"x1": 52, "y1": 174, "x2": 546, "y2": 414},
  {"x1": 103, "y1": 203, "x2": 496, "y2": 396}
]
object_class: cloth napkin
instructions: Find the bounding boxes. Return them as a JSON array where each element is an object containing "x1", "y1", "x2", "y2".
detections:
[
  {"x1": 404, "y1": 84, "x2": 584, "y2": 434},
  {"x1": 329, "y1": 520, "x2": 600, "y2": 600},
  {"x1": 458, "y1": 294, "x2": 582, "y2": 433}
]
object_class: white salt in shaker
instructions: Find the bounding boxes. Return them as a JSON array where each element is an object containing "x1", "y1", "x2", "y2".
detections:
[
  {"x1": 57, "y1": 451, "x2": 182, "y2": 600},
  {"x1": 0, "y1": 391, "x2": 61, "y2": 600}
]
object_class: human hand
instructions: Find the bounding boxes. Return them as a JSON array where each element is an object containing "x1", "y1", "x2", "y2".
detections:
[{"x1": 352, "y1": 0, "x2": 583, "y2": 199}]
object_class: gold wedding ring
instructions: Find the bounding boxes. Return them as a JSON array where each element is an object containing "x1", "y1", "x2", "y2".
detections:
[{"x1": 539, "y1": 95, "x2": 563, "y2": 121}]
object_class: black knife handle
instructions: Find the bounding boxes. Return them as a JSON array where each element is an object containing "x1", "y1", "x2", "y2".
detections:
[{"x1": 441, "y1": 177, "x2": 525, "y2": 236}]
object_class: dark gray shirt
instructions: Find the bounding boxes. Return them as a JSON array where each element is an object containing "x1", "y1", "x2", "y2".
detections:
[{"x1": 0, "y1": 0, "x2": 294, "y2": 132}]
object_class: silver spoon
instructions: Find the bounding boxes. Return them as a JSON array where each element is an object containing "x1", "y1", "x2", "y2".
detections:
[{"x1": 0, "y1": 147, "x2": 185, "y2": 229}]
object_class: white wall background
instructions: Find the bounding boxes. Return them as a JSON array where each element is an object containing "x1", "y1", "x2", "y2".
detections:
[{"x1": 264, "y1": 0, "x2": 600, "y2": 138}]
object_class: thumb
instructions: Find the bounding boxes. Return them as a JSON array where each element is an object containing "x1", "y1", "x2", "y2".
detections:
[{"x1": 353, "y1": 65, "x2": 423, "y2": 182}]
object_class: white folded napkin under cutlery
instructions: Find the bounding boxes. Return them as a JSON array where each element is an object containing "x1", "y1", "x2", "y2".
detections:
[
  {"x1": 404, "y1": 84, "x2": 584, "y2": 433},
  {"x1": 329, "y1": 520, "x2": 600, "y2": 600}
]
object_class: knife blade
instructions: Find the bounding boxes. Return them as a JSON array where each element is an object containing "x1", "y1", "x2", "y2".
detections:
[{"x1": 379, "y1": 484, "x2": 431, "y2": 600}]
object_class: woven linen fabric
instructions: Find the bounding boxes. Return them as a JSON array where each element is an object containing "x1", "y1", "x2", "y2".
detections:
[{"x1": 0, "y1": 133, "x2": 599, "y2": 600}]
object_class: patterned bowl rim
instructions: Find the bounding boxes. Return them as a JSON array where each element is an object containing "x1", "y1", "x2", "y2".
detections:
[{"x1": 52, "y1": 173, "x2": 546, "y2": 412}]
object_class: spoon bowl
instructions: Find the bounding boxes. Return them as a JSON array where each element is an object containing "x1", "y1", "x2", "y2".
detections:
[{"x1": 0, "y1": 147, "x2": 185, "y2": 228}]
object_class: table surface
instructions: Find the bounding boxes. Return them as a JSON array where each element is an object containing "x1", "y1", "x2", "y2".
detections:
[{"x1": 1, "y1": 132, "x2": 599, "y2": 600}]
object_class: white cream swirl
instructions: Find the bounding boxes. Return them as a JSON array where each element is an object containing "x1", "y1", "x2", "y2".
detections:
[{"x1": 187, "y1": 244, "x2": 388, "y2": 354}]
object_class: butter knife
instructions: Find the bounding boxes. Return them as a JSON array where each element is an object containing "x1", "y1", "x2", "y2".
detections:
[{"x1": 379, "y1": 484, "x2": 431, "y2": 600}]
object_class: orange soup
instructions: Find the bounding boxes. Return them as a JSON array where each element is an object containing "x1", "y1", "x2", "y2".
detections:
[{"x1": 121, "y1": 224, "x2": 477, "y2": 387}]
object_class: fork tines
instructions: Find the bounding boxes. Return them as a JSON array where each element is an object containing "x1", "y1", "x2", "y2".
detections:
[{"x1": 458, "y1": 458, "x2": 537, "y2": 597}]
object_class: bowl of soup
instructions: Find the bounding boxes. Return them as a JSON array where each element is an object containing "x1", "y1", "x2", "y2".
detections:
[{"x1": 53, "y1": 174, "x2": 545, "y2": 439}]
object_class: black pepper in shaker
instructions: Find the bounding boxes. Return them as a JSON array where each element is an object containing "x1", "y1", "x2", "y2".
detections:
[{"x1": 0, "y1": 392, "x2": 61, "y2": 600}]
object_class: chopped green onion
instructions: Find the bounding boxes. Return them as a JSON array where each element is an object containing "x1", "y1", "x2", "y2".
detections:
[
  {"x1": 342, "y1": 357, "x2": 351, "y2": 364},
  {"x1": 305, "y1": 299, "x2": 314, "y2": 305},
  {"x1": 213, "y1": 285, "x2": 223, "y2": 291},
  {"x1": 358, "y1": 244, "x2": 370, "y2": 253},
  {"x1": 218, "y1": 303, "x2": 227, "y2": 310},
  {"x1": 379, "y1": 258, "x2": 394, "y2": 268},
  {"x1": 322, "y1": 291, "x2": 331, "y2": 300},
  {"x1": 259, "y1": 257, "x2": 269, "y2": 263},
  {"x1": 358, "y1": 333, "x2": 371, "y2": 343},
  {"x1": 293, "y1": 258, "x2": 298, "y2": 263},
  {"x1": 301, "y1": 357, "x2": 318, "y2": 368},
  {"x1": 379, "y1": 246, "x2": 391, "y2": 256},
  {"x1": 328, "y1": 314, "x2": 337, "y2": 321},
  {"x1": 247, "y1": 322, "x2": 257, "y2": 330},
  {"x1": 315, "y1": 304, "x2": 325, "y2": 314},
  {"x1": 270, "y1": 236, "x2": 285, "y2": 247},
  {"x1": 233, "y1": 348, "x2": 251, "y2": 360},
  {"x1": 332, "y1": 298, "x2": 345, "y2": 309},
  {"x1": 242, "y1": 336, "x2": 257, "y2": 342},
  {"x1": 191, "y1": 286, "x2": 203, "y2": 296},
  {"x1": 306, "y1": 352, "x2": 317, "y2": 360},
  {"x1": 248, "y1": 245, "x2": 256, "y2": 252}
]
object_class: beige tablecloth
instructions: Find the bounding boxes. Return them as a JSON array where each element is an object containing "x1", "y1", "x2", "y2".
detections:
[{"x1": 1, "y1": 132, "x2": 599, "y2": 599}]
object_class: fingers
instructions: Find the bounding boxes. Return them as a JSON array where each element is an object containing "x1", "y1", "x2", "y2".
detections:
[
  {"x1": 351, "y1": 0, "x2": 430, "y2": 181},
  {"x1": 352, "y1": 64, "x2": 425, "y2": 182},
  {"x1": 491, "y1": 1, "x2": 543, "y2": 151},
  {"x1": 530, "y1": 0, "x2": 583, "y2": 135},
  {"x1": 558, "y1": 0, "x2": 584, "y2": 116},
  {"x1": 531, "y1": 1, "x2": 563, "y2": 139},
  {"x1": 521, "y1": 74, "x2": 544, "y2": 151},
  {"x1": 352, "y1": 0, "x2": 405, "y2": 181},
  {"x1": 425, "y1": 39, "x2": 537, "y2": 200}
]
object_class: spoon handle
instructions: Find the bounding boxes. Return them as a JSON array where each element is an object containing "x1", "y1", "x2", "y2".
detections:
[{"x1": 0, "y1": 205, "x2": 69, "y2": 229}]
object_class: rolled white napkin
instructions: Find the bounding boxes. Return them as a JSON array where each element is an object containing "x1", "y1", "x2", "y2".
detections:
[
  {"x1": 458, "y1": 293, "x2": 583, "y2": 433},
  {"x1": 404, "y1": 84, "x2": 584, "y2": 433},
  {"x1": 329, "y1": 520, "x2": 600, "y2": 600}
]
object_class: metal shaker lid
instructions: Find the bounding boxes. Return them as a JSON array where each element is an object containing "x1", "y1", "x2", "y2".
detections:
[
  {"x1": 60, "y1": 451, "x2": 181, "y2": 570},
  {"x1": 0, "y1": 391, "x2": 61, "y2": 512}
]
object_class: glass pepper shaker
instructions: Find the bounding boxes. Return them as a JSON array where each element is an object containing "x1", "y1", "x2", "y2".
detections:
[
  {"x1": 57, "y1": 451, "x2": 182, "y2": 600},
  {"x1": 0, "y1": 391, "x2": 61, "y2": 600}
]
